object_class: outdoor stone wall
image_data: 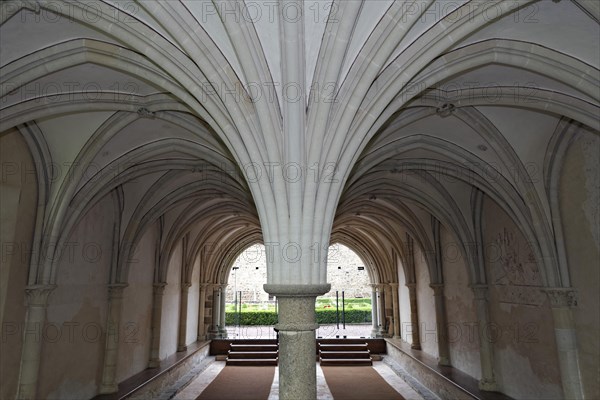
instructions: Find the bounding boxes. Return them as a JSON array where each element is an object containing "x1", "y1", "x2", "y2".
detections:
[{"x1": 225, "y1": 244, "x2": 371, "y2": 302}]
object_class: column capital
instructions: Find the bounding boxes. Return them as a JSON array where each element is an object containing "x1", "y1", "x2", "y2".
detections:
[
  {"x1": 263, "y1": 283, "x2": 330, "y2": 297},
  {"x1": 389, "y1": 282, "x2": 399, "y2": 288},
  {"x1": 153, "y1": 282, "x2": 166, "y2": 295},
  {"x1": 429, "y1": 283, "x2": 444, "y2": 295},
  {"x1": 405, "y1": 282, "x2": 417, "y2": 289},
  {"x1": 25, "y1": 284, "x2": 56, "y2": 306},
  {"x1": 181, "y1": 282, "x2": 192, "y2": 291},
  {"x1": 470, "y1": 284, "x2": 489, "y2": 300},
  {"x1": 543, "y1": 288, "x2": 578, "y2": 308},
  {"x1": 199, "y1": 282, "x2": 211, "y2": 289},
  {"x1": 218, "y1": 283, "x2": 228, "y2": 290},
  {"x1": 107, "y1": 283, "x2": 128, "y2": 299}
]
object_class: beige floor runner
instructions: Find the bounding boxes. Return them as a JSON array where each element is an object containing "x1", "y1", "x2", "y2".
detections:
[
  {"x1": 321, "y1": 366, "x2": 406, "y2": 400},
  {"x1": 195, "y1": 366, "x2": 275, "y2": 400}
]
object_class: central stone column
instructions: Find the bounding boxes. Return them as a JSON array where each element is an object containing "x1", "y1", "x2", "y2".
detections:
[{"x1": 264, "y1": 284, "x2": 329, "y2": 400}]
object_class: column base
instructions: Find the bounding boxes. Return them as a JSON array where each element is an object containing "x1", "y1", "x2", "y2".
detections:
[
  {"x1": 98, "y1": 384, "x2": 119, "y2": 394},
  {"x1": 208, "y1": 328, "x2": 220, "y2": 339},
  {"x1": 148, "y1": 359, "x2": 160, "y2": 368},
  {"x1": 177, "y1": 345, "x2": 187, "y2": 352},
  {"x1": 438, "y1": 356, "x2": 451, "y2": 366},
  {"x1": 479, "y1": 379, "x2": 498, "y2": 391},
  {"x1": 410, "y1": 343, "x2": 422, "y2": 350}
]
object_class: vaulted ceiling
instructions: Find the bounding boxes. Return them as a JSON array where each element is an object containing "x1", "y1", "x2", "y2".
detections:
[{"x1": 1, "y1": 0, "x2": 598, "y2": 285}]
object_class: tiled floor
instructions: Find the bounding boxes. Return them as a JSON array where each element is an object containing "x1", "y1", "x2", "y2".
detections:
[{"x1": 174, "y1": 360, "x2": 424, "y2": 400}]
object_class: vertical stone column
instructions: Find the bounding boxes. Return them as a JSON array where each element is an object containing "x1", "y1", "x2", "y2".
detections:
[
  {"x1": 406, "y1": 283, "x2": 421, "y2": 350},
  {"x1": 264, "y1": 284, "x2": 329, "y2": 400},
  {"x1": 544, "y1": 288, "x2": 583, "y2": 400},
  {"x1": 377, "y1": 284, "x2": 387, "y2": 336},
  {"x1": 370, "y1": 284, "x2": 379, "y2": 337},
  {"x1": 16, "y1": 284, "x2": 56, "y2": 400},
  {"x1": 148, "y1": 282, "x2": 166, "y2": 368},
  {"x1": 218, "y1": 284, "x2": 228, "y2": 338},
  {"x1": 471, "y1": 285, "x2": 497, "y2": 391},
  {"x1": 208, "y1": 285, "x2": 220, "y2": 339},
  {"x1": 177, "y1": 282, "x2": 192, "y2": 352},
  {"x1": 430, "y1": 283, "x2": 450, "y2": 366},
  {"x1": 99, "y1": 283, "x2": 128, "y2": 394},
  {"x1": 390, "y1": 283, "x2": 401, "y2": 339},
  {"x1": 197, "y1": 283, "x2": 208, "y2": 341}
]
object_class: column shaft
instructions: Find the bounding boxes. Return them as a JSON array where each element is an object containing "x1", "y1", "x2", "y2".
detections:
[
  {"x1": 197, "y1": 284, "x2": 208, "y2": 340},
  {"x1": 430, "y1": 283, "x2": 450, "y2": 366},
  {"x1": 177, "y1": 283, "x2": 191, "y2": 352},
  {"x1": 16, "y1": 285, "x2": 56, "y2": 400},
  {"x1": 378, "y1": 284, "x2": 386, "y2": 336},
  {"x1": 390, "y1": 283, "x2": 401, "y2": 339},
  {"x1": 218, "y1": 285, "x2": 227, "y2": 337},
  {"x1": 99, "y1": 283, "x2": 127, "y2": 394},
  {"x1": 264, "y1": 284, "x2": 329, "y2": 400},
  {"x1": 208, "y1": 286, "x2": 220, "y2": 338},
  {"x1": 406, "y1": 283, "x2": 421, "y2": 350},
  {"x1": 471, "y1": 285, "x2": 497, "y2": 391},
  {"x1": 370, "y1": 285, "x2": 379, "y2": 337},
  {"x1": 148, "y1": 283, "x2": 166, "y2": 368},
  {"x1": 545, "y1": 288, "x2": 584, "y2": 400}
]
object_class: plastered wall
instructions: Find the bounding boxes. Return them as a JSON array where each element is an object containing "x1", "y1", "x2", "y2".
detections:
[
  {"x1": 440, "y1": 226, "x2": 481, "y2": 379},
  {"x1": 415, "y1": 244, "x2": 438, "y2": 358},
  {"x1": 483, "y1": 199, "x2": 562, "y2": 399},
  {"x1": 117, "y1": 226, "x2": 155, "y2": 382},
  {"x1": 160, "y1": 242, "x2": 181, "y2": 359},
  {"x1": 39, "y1": 195, "x2": 114, "y2": 399},
  {"x1": 0, "y1": 130, "x2": 38, "y2": 400},
  {"x1": 559, "y1": 130, "x2": 600, "y2": 399}
]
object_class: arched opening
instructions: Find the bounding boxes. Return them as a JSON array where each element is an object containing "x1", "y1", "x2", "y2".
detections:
[
  {"x1": 316, "y1": 243, "x2": 373, "y2": 338},
  {"x1": 221, "y1": 243, "x2": 375, "y2": 339},
  {"x1": 224, "y1": 244, "x2": 276, "y2": 339}
]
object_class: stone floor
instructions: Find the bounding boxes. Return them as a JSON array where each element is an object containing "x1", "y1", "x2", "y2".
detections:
[{"x1": 173, "y1": 360, "x2": 424, "y2": 400}]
